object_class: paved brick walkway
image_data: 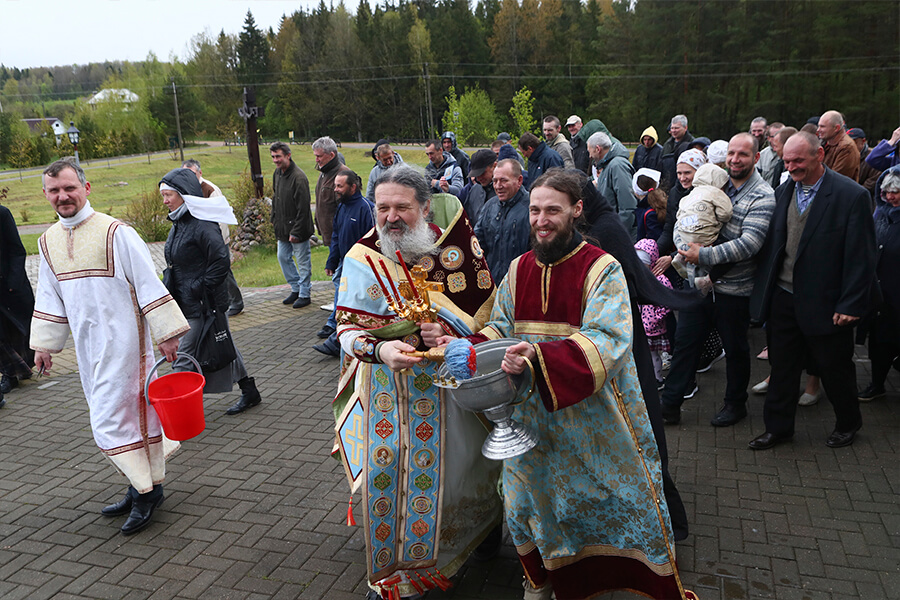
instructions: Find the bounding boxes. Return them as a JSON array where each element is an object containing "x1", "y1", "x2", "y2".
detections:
[{"x1": 1, "y1": 281, "x2": 897, "y2": 600}]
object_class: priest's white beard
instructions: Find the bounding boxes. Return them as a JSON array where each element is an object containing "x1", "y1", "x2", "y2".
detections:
[{"x1": 378, "y1": 216, "x2": 439, "y2": 263}]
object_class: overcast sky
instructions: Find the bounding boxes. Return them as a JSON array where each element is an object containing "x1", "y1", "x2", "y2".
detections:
[{"x1": 0, "y1": 0, "x2": 349, "y2": 70}]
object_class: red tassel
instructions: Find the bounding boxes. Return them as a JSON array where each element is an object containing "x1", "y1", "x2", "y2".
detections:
[
  {"x1": 346, "y1": 495, "x2": 356, "y2": 526},
  {"x1": 415, "y1": 572, "x2": 435, "y2": 590},
  {"x1": 435, "y1": 568, "x2": 453, "y2": 590},
  {"x1": 408, "y1": 575, "x2": 424, "y2": 594},
  {"x1": 427, "y1": 570, "x2": 452, "y2": 591},
  {"x1": 391, "y1": 584, "x2": 400, "y2": 600}
]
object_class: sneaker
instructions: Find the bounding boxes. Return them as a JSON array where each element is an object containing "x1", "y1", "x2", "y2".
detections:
[
  {"x1": 683, "y1": 382, "x2": 699, "y2": 400},
  {"x1": 756, "y1": 346, "x2": 768, "y2": 360},
  {"x1": 320, "y1": 302, "x2": 335, "y2": 311},
  {"x1": 696, "y1": 349, "x2": 725, "y2": 373},
  {"x1": 858, "y1": 383, "x2": 886, "y2": 402}
]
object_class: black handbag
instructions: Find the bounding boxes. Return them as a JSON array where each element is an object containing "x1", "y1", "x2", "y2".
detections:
[{"x1": 195, "y1": 291, "x2": 237, "y2": 372}]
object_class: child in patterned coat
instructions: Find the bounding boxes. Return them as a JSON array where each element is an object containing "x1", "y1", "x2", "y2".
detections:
[{"x1": 634, "y1": 238, "x2": 672, "y2": 386}]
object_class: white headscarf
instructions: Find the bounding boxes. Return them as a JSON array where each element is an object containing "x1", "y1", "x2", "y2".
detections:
[
  {"x1": 632, "y1": 168, "x2": 661, "y2": 198},
  {"x1": 159, "y1": 183, "x2": 237, "y2": 225}
]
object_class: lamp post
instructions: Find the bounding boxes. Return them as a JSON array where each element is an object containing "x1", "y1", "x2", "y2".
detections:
[{"x1": 66, "y1": 121, "x2": 81, "y2": 167}]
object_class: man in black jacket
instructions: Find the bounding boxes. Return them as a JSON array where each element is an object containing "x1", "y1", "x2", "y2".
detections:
[
  {"x1": 748, "y1": 132, "x2": 876, "y2": 450},
  {"x1": 270, "y1": 142, "x2": 314, "y2": 308},
  {"x1": 659, "y1": 114, "x2": 694, "y2": 191}
]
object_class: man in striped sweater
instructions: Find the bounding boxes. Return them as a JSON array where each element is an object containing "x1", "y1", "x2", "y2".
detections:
[{"x1": 661, "y1": 133, "x2": 775, "y2": 428}]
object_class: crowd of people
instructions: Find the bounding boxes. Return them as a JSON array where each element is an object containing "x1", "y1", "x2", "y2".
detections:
[{"x1": 1, "y1": 107, "x2": 897, "y2": 600}]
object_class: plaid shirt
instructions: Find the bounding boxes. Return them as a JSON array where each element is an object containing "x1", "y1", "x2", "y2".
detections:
[{"x1": 699, "y1": 170, "x2": 775, "y2": 296}]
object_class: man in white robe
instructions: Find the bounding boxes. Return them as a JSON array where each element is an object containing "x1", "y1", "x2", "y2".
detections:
[{"x1": 31, "y1": 159, "x2": 189, "y2": 536}]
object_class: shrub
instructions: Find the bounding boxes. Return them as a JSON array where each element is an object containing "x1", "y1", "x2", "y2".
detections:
[{"x1": 124, "y1": 188, "x2": 171, "y2": 242}]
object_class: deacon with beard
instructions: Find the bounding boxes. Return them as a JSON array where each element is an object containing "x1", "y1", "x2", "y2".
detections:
[
  {"x1": 440, "y1": 169, "x2": 693, "y2": 600},
  {"x1": 329, "y1": 165, "x2": 502, "y2": 600}
]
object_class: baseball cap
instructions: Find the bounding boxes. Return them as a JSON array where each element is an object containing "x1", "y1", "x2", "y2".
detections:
[
  {"x1": 468, "y1": 149, "x2": 498, "y2": 178},
  {"x1": 846, "y1": 128, "x2": 866, "y2": 140},
  {"x1": 497, "y1": 132, "x2": 512, "y2": 142},
  {"x1": 565, "y1": 115, "x2": 582, "y2": 126}
]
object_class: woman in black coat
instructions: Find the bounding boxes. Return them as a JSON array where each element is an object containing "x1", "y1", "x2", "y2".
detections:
[
  {"x1": 0, "y1": 205, "x2": 35, "y2": 404},
  {"x1": 859, "y1": 166, "x2": 900, "y2": 400},
  {"x1": 160, "y1": 168, "x2": 261, "y2": 415}
]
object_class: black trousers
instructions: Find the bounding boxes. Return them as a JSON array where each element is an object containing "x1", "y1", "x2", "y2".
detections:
[
  {"x1": 868, "y1": 306, "x2": 900, "y2": 389},
  {"x1": 660, "y1": 292, "x2": 751, "y2": 409},
  {"x1": 764, "y1": 287, "x2": 861, "y2": 436}
]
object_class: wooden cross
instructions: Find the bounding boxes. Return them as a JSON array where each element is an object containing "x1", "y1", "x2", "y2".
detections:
[{"x1": 238, "y1": 87, "x2": 266, "y2": 199}]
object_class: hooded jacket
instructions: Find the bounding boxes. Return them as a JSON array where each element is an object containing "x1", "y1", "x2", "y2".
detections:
[
  {"x1": 633, "y1": 125, "x2": 663, "y2": 172},
  {"x1": 572, "y1": 119, "x2": 621, "y2": 175},
  {"x1": 595, "y1": 142, "x2": 637, "y2": 240},
  {"x1": 441, "y1": 131, "x2": 470, "y2": 178},
  {"x1": 425, "y1": 151, "x2": 465, "y2": 198},
  {"x1": 873, "y1": 166, "x2": 900, "y2": 314},
  {"x1": 365, "y1": 152, "x2": 404, "y2": 202},
  {"x1": 674, "y1": 163, "x2": 733, "y2": 249},
  {"x1": 272, "y1": 159, "x2": 314, "y2": 243}
]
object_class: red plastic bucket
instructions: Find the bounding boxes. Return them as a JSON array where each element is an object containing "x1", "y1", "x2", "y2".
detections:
[{"x1": 145, "y1": 353, "x2": 206, "y2": 441}]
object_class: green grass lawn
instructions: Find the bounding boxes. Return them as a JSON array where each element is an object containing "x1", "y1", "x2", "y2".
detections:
[
  {"x1": 1, "y1": 143, "x2": 429, "y2": 227},
  {"x1": 20, "y1": 233, "x2": 40, "y2": 255},
  {"x1": 231, "y1": 244, "x2": 332, "y2": 286}
]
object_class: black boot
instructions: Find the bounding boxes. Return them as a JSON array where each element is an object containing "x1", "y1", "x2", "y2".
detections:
[
  {"x1": 226, "y1": 377, "x2": 262, "y2": 415},
  {"x1": 0, "y1": 375, "x2": 17, "y2": 394},
  {"x1": 121, "y1": 484, "x2": 164, "y2": 535},
  {"x1": 101, "y1": 486, "x2": 136, "y2": 516}
]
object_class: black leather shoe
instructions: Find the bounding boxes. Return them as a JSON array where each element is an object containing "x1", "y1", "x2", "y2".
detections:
[
  {"x1": 748, "y1": 431, "x2": 792, "y2": 450},
  {"x1": 226, "y1": 377, "x2": 262, "y2": 415},
  {"x1": 0, "y1": 375, "x2": 17, "y2": 394},
  {"x1": 317, "y1": 324, "x2": 335, "y2": 339},
  {"x1": 121, "y1": 485, "x2": 164, "y2": 535},
  {"x1": 101, "y1": 487, "x2": 135, "y2": 516},
  {"x1": 226, "y1": 306, "x2": 243, "y2": 317},
  {"x1": 292, "y1": 296, "x2": 311, "y2": 309},
  {"x1": 661, "y1": 403, "x2": 681, "y2": 425},
  {"x1": 283, "y1": 291, "x2": 299, "y2": 305},
  {"x1": 825, "y1": 422, "x2": 861, "y2": 448},
  {"x1": 710, "y1": 403, "x2": 747, "y2": 427}
]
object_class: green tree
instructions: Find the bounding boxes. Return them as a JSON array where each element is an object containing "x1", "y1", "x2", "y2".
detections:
[
  {"x1": 238, "y1": 10, "x2": 271, "y2": 87},
  {"x1": 509, "y1": 86, "x2": 538, "y2": 137},
  {"x1": 443, "y1": 85, "x2": 500, "y2": 145}
]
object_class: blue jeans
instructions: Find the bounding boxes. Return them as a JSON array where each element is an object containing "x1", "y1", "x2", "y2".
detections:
[
  {"x1": 326, "y1": 263, "x2": 342, "y2": 330},
  {"x1": 277, "y1": 239, "x2": 311, "y2": 297}
]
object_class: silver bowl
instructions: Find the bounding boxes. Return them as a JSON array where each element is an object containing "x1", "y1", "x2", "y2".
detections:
[{"x1": 435, "y1": 338, "x2": 538, "y2": 460}]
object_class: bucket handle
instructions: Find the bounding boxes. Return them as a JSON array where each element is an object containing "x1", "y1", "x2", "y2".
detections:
[{"x1": 144, "y1": 352, "x2": 203, "y2": 406}]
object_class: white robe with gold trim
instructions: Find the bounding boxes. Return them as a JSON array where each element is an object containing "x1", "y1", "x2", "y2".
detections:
[{"x1": 30, "y1": 211, "x2": 189, "y2": 493}]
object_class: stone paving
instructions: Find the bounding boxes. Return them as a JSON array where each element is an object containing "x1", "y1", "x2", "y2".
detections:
[{"x1": 1, "y1": 271, "x2": 898, "y2": 599}]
